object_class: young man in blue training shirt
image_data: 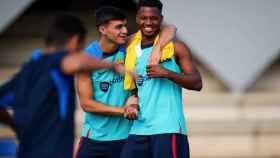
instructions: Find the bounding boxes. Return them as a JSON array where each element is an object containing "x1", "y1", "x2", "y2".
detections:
[
  {"x1": 0, "y1": 14, "x2": 125, "y2": 158},
  {"x1": 75, "y1": 6, "x2": 177, "y2": 158},
  {"x1": 75, "y1": 7, "x2": 138, "y2": 158},
  {"x1": 121, "y1": 0, "x2": 203, "y2": 158}
]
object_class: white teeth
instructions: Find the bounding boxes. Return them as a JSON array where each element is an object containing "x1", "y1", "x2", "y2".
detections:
[{"x1": 144, "y1": 27, "x2": 152, "y2": 32}]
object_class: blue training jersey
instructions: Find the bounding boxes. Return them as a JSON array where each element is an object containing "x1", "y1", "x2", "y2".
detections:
[
  {"x1": 0, "y1": 50, "x2": 75, "y2": 158},
  {"x1": 129, "y1": 44, "x2": 187, "y2": 135},
  {"x1": 81, "y1": 41, "x2": 132, "y2": 141}
]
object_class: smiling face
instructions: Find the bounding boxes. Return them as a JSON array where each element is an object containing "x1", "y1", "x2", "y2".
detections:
[
  {"x1": 99, "y1": 19, "x2": 128, "y2": 45},
  {"x1": 136, "y1": 6, "x2": 163, "y2": 40}
]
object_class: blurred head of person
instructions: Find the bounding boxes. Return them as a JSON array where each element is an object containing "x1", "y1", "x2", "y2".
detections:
[
  {"x1": 95, "y1": 6, "x2": 128, "y2": 45},
  {"x1": 44, "y1": 13, "x2": 87, "y2": 53}
]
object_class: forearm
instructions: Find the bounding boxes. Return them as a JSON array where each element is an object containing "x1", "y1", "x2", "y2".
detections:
[
  {"x1": 80, "y1": 99, "x2": 124, "y2": 116},
  {"x1": 80, "y1": 56, "x2": 114, "y2": 71},
  {"x1": 164, "y1": 69, "x2": 202, "y2": 91},
  {"x1": 156, "y1": 25, "x2": 177, "y2": 49},
  {"x1": 62, "y1": 54, "x2": 114, "y2": 74}
]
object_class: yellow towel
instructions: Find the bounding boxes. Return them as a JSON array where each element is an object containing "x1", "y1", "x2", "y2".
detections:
[{"x1": 124, "y1": 30, "x2": 174, "y2": 90}]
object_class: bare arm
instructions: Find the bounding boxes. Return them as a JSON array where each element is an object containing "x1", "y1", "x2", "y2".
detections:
[
  {"x1": 61, "y1": 52, "x2": 115, "y2": 75},
  {"x1": 76, "y1": 71, "x2": 124, "y2": 115},
  {"x1": 157, "y1": 24, "x2": 177, "y2": 49},
  {"x1": 147, "y1": 41, "x2": 202, "y2": 91},
  {"x1": 148, "y1": 24, "x2": 177, "y2": 65}
]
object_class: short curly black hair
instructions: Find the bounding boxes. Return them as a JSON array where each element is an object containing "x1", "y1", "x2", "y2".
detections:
[{"x1": 137, "y1": 0, "x2": 163, "y2": 13}]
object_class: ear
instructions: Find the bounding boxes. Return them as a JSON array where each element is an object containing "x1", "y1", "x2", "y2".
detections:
[{"x1": 99, "y1": 25, "x2": 106, "y2": 35}]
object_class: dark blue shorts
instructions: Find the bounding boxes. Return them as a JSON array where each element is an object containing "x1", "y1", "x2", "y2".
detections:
[
  {"x1": 120, "y1": 134, "x2": 190, "y2": 158},
  {"x1": 75, "y1": 137, "x2": 126, "y2": 158}
]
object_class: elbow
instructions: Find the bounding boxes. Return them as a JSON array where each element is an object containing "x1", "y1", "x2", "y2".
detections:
[
  {"x1": 183, "y1": 82, "x2": 202, "y2": 91},
  {"x1": 192, "y1": 76, "x2": 203, "y2": 91},
  {"x1": 192, "y1": 74, "x2": 203, "y2": 91},
  {"x1": 172, "y1": 25, "x2": 177, "y2": 33},
  {"x1": 61, "y1": 56, "x2": 82, "y2": 75},
  {"x1": 80, "y1": 102, "x2": 89, "y2": 112},
  {"x1": 167, "y1": 24, "x2": 177, "y2": 32},
  {"x1": 187, "y1": 78, "x2": 202, "y2": 91},
  {"x1": 167, "y1": 25, "x2": 177, "y2": 37},
  {"x1": 61, "y1": 59, "x2": 73, "y2": 75},
  {"x1": 193, "y1": 81, "x2": 202, "y2": 91},
  {"x1": 80, "y1": 100, "x2": 94, "y2": 112}
]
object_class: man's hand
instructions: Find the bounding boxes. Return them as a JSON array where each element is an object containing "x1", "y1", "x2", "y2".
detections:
[
  {"x1": 125, "y1": 95, "x2": 138, "y2": 105},
  {"x1": 123, "y1": 104, "x2": 138, "y2": 120},
  {"x1": 146, "y1": 64, "x2": 169, "y2": 78},
  {"x1": 123, "y1": 95, "x2": 139, "y2": 120},
  {"x1": 148, "y1": 45, "x2": 161, "y2": 65}
]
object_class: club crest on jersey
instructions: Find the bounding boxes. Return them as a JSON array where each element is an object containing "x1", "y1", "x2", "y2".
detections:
[
  {"x1": 136, "y1": 75, "x2": 150, "y2": 86},
  {"x1": 100, "y1": 82, "x2": 110, "y2": 92}
]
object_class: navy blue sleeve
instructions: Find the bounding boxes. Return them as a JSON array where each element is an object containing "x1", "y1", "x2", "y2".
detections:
[
  {"x1": 49, "y1": 50, "x2": 68, "y2": 71},
  {"x1": 48, "y1": 50, "x2": 73, "y2": 120}
]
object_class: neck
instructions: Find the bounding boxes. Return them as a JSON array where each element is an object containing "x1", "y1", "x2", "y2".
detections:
[
  {"x1": 141, "y1": 31, "x2": 159, "y2": 46},
  {"x1": 99, "y1": 37, "x2": 118, "y2": 53}
]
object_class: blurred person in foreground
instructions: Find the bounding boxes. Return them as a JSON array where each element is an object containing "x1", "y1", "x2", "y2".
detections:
[{"x1": 0, "y1": 13, "x2": 128, "y2": 158}]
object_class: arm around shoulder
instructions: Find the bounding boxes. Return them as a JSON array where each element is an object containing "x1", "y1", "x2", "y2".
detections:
[{"x1": 61, "y1": 53, "x2": 114, "y2": 75}]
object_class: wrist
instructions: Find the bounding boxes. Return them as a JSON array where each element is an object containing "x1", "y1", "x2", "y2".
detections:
[
  {"x1": 153, "y1": 43, "x2": 162, "y2": 51},
  {"x1": 116, "y1": 107, "x2": 125, "y2": 115},
  {"x1": 163, "y1": 69, "x2": 171, "y2": 78}
]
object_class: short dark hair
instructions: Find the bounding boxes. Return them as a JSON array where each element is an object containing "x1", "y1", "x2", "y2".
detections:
[
  {"x1": 44, "y1": 13, "x2": 87, "y2": 47},
  {"x1": 137, "y1": 0, "x2": 163, "y2": 13},
  {"x1": 95, "y1": 6, "x2": 126, "y2": 27}
]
